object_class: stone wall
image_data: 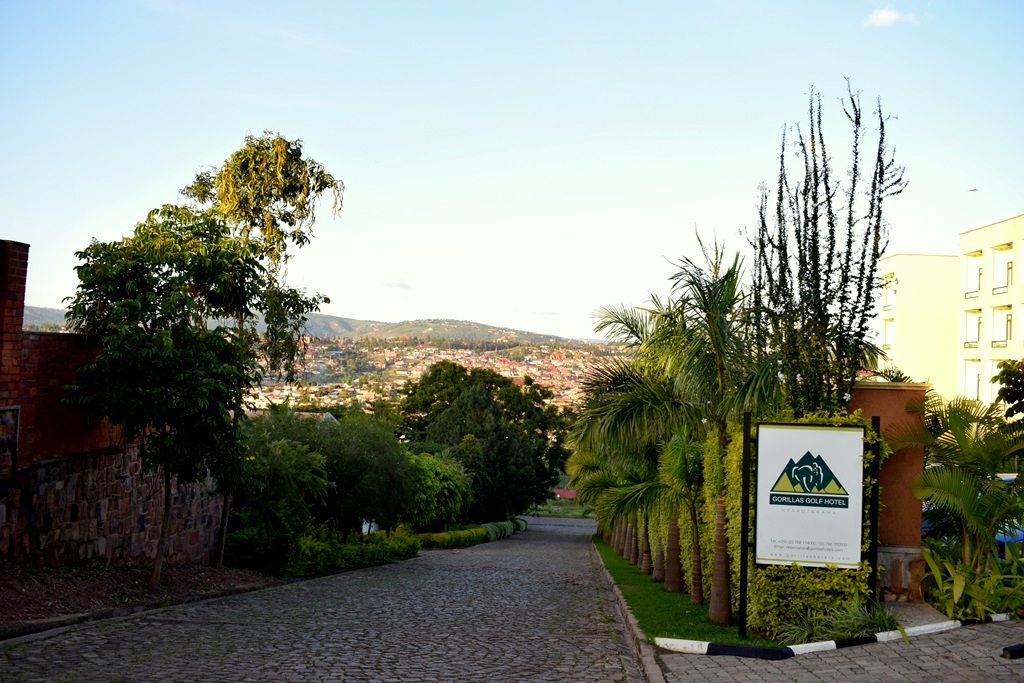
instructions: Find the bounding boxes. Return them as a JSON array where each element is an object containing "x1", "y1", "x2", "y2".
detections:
[
  {"x1": 1, "y1": 447, "x2": 222, "y2": 566},
  {"x1": 0, "y1": 239, "x2": 223, "y2": 567}
]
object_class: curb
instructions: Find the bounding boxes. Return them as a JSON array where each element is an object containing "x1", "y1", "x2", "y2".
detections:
[
  {"x1": 0, "y1": 581, "x2": 278, "y2": 645},
  {"x1": 654, "y1": 619, "x2": 962, "y2": 659},
  {"x1": 591, "y1": 543, "x2": 666, "y2": 683}
]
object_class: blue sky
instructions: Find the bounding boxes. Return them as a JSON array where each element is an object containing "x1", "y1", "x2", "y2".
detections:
[{"x1": 3, "y1": 1, "x2": 1022, "y2": 339}]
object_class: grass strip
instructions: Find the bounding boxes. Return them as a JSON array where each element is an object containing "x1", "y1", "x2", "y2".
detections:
[{"x1": 594, "y1": 536, "x2": 775, "y2": 646}]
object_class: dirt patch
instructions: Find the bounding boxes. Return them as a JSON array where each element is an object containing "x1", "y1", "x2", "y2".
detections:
[{"x1": 0, "y1": 563, "x2": 278, "y2": 630}]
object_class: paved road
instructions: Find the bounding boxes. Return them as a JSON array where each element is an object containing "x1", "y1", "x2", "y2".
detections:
[
  {"x1": 658, "y1": 620, "x2": 1024, "y2": 682},
  {"x1": 0, "y1": 517, "x2": 644, "y2": 683}
]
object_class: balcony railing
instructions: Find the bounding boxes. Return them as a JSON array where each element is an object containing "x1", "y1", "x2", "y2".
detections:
[
  {"x1": 964, "y1": 341, "x2": 979, "y2": 349},
  {"x1": 882, "y1": 344, "x2": 892, "y2": 351},
  {"x1": 993, "y1": 285, "x2": 1009, "y2": 295},
  {"x1": 992, "y1": 340, "x2": 1008, "y2": 348},
  {"x1": 882, "y1": 304, "x2": 893, "y2": 311},
  {"x1": 965, "y1": 290, "x2": 979, "y2": 299}
]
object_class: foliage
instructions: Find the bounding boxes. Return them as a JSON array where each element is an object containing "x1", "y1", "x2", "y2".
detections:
[
  {"x1": 482, "y1": 521, "x2": 516, "y2": 541},
  {"x1": 283, "y1": 525, "x2": 419, "y2": 578},
  {"x1": 401, "y1": 451, "x2": 472, "y2": 532},
  {"x1": 229, "y1": 433, "x2": 331, "y2": 571},
  {"x1": 183, "y1": 130, "x2": 343, "y2": 269},
  {"x1": 889, "y1": 393, "x2": 1024, "y2": 572},
  {"x1": 247, "y1": 406, "x2": 412, "y2": 538},
  {"x1": 749, "y1": 81, "x2": 906, "y2": 416},
  {"x1": 919, "y1": 540, "x2": 1024, "y2": 622},
  {"x1": 995, "y1": 360, "x2": 1024, "y2": 419},
  {"x1": 750, "y1": 562, "x2": 872, "y2": 638},
  {"x1": 416, "y1": 527, "x2": 490, "y2": 549},
  {"x1": 64, "y1": 206, "x2": 264, "y2": 585},
  {"x1": 402, "y1": 362, "x2": 567, "y2": 521},
  {"x1": 777, "y1": 594, "x2": 901, "y2": 645}
]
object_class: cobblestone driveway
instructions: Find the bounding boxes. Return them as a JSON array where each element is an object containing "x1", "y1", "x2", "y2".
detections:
[{"x1": 1, "y1": 517, "x2": 644, "y2": 683}]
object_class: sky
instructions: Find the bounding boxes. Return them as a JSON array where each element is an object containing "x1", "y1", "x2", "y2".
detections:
[{"x1": 2, "y1": 1, "x2": 1022, "y2": 340}]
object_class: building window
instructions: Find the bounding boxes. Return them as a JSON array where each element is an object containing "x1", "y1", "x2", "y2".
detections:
[
  {"x1": 965, "y1": 310, "x2": 982, "y2": 348},
  {"x1": 992, "y1": 308, "x2": 1011, "y2": 347},
  {"x1": 965, "y1": 252, "x2": 982, "y2": 298},
  {"x1": 993, "y1": 246, "x2": 1013, "y2": 294}
]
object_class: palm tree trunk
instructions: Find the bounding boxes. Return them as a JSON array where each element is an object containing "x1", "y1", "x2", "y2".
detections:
[
  {"x1": 688, "y1": 500, "x2": 704, "y2": 605},
  {"x1": 652, "y1": 542, "x2": 665, "y2": 582},
  {"x1": 613, "y1": 517, "x2": 625, "y2": 555},
  {"x1": 627, "y1": 520, "x2": 639, "y2": 565},
  {"x1": 639, "y1": 517, "x2": 653, "y2": 575},
  {"x1": 708, "y1": 496, "x2": 731, "y2": 625},
  {"x1": 150, "y1": 466, "x2": 172, "y2": 588},
  {"x1": 664, "y1": 509, "x2": 684, "y2": 592}
]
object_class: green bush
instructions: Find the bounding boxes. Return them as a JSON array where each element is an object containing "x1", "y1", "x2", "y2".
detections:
[
  {"x1": 417, "y1": 527, "x2": 489, "y2": 549},
  {"x1": 750, "y1": 562, "x2": 871, "y2": 637},
  {"x1": 483, "y1": 521, "x2": 515, "y2": 541},
  {"x1": 513, "y1": 517, "x2": 528, "y2": 531},
  {"x1": 284, "y1": 526, "x2": 420, "y2": 578}
]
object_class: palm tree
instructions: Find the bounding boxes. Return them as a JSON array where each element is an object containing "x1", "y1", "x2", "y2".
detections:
[
  {"x1": 648, "y1": 247, "x2": 752, "y2": 624},
  {"x1": 889, "y1": 393, "x2": 1024, "y2": 573}
]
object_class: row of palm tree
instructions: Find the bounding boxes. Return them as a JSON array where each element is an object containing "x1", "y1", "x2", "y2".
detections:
[
  {"x1": 568, "y1": 240, "x2": 895, "y2": 626},
  {"x1": 568, "y1": 245, "x2": 768, "y2": 623}
]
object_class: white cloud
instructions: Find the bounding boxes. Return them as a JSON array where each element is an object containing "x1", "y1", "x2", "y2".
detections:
[{"x1": 864, "y1": 7, "x2": 917, "y2": 27}]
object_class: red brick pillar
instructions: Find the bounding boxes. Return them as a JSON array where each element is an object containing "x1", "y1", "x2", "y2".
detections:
[
  {"x1": 848, "y1": 381, "x2": 928, "y2": 600},
  {"x1": 0, "y1": 241, "x2": 29, "y2": 474},
  {"x1": 0, "y1": 241, "x2": 29, "y2": 405}
]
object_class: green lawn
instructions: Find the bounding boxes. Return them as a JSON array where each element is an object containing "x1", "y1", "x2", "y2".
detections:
[{"x1": 594, "y1": 537, "x2": 775, "y2": 646}]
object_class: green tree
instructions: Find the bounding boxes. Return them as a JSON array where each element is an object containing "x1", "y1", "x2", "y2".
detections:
[
  {"x1": 402, "y1": 452, "x2": 471, "y2": 531},
  {"x1": 65, "y1": 206, "x2": 262, "y2": 586},
  {"x1": 400, "y1": 361, "x2": 569, "y2": 519},
  {"x1": 750, "y1": 81, "x2": 906, "y2": 415},
  {"x1": 184, "y1": 132, "x2": 343, "y2": 563}
]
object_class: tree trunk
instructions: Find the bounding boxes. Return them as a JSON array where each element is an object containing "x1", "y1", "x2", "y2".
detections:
[
  {"x1": 613, "y1": 518, "x2": 625, "y2": 555},
  {"x1": 652, "y1": 542, "x2": 665, "y2": 582},
  {"x1": 688, "y1": 501, "x2": 704, "y2": 605},
  {"x1": 664, "y1": 510, "x2": 684, "y2": 593},
  {"x1": 150, "y1": 466, "x2": 173, "y2": 588},
  {"x1": 627, "y1": 520, "x2": 638, "y2": 565},
  {"x1": 708, "y1": 497, "x2": 731, "y2": 625},
  {"x1": 639, "y1": 517, "x2": 653, "y2": 575},
  {"x1": 213, "y1": 491, "x2": 231, "y2": 567}
]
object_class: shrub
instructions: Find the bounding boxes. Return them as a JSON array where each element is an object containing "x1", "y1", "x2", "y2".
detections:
[
  {"x1": 284, "y1": 526, "x2": 420, "y2": 578},
  {"x1": 514, "y1": 517, "x2": 528, "y2": 531},
  {"x1": 417, "y1": 527, "x2": 489, "y2": 549},
  {"x1": 483, "y1": 521, "x2": 515, "y2": 541},
  {"x1": 778, "y1": 595, "x2": 901, "y2": 645}
]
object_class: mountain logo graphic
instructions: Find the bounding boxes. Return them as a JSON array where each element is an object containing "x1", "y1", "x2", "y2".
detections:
[{"x1": 769, "y1": 451, "x2": 849, "y2": 508}]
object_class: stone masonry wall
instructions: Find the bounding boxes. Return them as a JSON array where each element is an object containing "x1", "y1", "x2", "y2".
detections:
[{"x1": 1, "y1": 447, "x2": 222, "y2": 566}]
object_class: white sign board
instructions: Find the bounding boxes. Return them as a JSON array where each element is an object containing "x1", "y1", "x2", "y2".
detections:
[{"x1": 755, "y1": 423, "x2": 864, "y2": 568}]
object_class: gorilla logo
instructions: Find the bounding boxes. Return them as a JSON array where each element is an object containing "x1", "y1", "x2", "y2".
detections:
[{"x1": 791, "y1": 462, "x2": 824, "y2": 493}]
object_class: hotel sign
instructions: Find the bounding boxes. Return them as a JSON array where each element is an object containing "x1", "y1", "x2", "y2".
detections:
[{"x1": 755, "y1": 423, "x2": 864, "y2": 568}]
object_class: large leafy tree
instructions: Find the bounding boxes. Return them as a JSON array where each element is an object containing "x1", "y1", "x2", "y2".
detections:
[
  {"x1": 400, "y1": 361, "x2": 568, "y2": 520},
  {"x1": 184, "y1": 132, "x2": 343, "y2": 563},
  {"x1": 66, "y1": 206, "x2": 263, "y2": 586}
]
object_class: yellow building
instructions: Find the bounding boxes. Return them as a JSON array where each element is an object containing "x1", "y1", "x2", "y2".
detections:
[
  {"x1": 877, "y1": 253, "x2": 960, "y2": 399},
  {"x1": 958, "y1": 213, "x2": 1024, "y2": 402}
]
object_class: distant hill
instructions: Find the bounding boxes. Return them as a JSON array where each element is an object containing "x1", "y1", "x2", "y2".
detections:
[{"x1": 22, "y1": 306, "x2": 572, "y2": 344}]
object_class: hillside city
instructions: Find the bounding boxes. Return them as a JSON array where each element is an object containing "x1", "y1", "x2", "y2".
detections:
[{"x1": 254, "y1": 336, "x2": 626, "y2": 411}]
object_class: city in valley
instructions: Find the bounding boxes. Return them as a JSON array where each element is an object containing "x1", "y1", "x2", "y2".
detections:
[{"x1": 254, "y1": 336, "x2": 626, "y2": 411}]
